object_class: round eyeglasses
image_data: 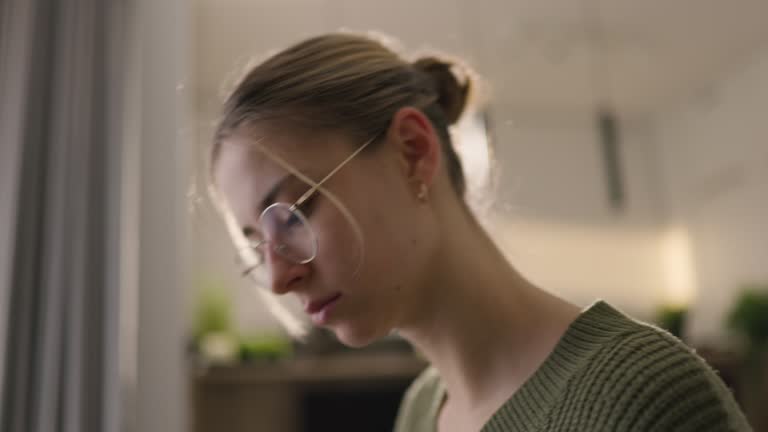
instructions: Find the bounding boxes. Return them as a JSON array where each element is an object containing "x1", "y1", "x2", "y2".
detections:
[
  {"x1": 240, "y1": 202, "x2": 318, "y2": 276},
  {"x1": 237, "y1": 134, "x2": 378, "y2": 278}
]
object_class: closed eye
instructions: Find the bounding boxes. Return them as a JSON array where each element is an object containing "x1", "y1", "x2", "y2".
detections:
[{"x1": 285, "y1": 212, "x2": 302, "y2": 228}]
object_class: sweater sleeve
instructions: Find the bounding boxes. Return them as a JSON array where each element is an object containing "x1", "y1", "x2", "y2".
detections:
[{"x1": 590, "y1": 329, "x2": 752, "y2": 432}]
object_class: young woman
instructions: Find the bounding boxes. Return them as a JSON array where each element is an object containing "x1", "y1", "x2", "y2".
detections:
[{"x1": 209, "y1": 32, "x2": 751, "y2": 432}]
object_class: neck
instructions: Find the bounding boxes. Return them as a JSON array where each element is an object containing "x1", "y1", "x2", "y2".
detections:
[{"x1": 397, "y1": 207, "x2": 580, "y2": 409}]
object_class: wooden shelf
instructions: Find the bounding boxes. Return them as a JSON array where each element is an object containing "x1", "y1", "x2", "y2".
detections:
[
  {"x1": 194, "y1": 352, "x2": 427, "y2": 384},
  {"x1": 191, "y1": 352, "x2": 427, "y2": 432}
]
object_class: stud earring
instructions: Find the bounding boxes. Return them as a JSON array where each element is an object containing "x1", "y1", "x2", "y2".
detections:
[{"x1": 416, "y1": 182, "x2": 428, "y2": 201}]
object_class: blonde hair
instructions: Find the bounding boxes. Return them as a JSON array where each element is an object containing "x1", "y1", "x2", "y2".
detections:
[{"x1": 212, "y1": 31, "x2": 475, "y2": 197}]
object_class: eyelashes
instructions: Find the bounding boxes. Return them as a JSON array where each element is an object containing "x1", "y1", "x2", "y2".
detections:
[{"x1": 296, "y1": 192, "x2": 319, "y2": 216}]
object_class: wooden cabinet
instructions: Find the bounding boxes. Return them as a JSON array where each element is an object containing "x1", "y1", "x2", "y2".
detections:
[{"x1": 191, "y1": 353, "x2": 426, "y2": 432}]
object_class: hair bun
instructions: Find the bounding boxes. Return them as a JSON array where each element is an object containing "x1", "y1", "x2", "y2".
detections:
[{"x1": 413, "y1": 56, "x2": 471, "y2": 125}]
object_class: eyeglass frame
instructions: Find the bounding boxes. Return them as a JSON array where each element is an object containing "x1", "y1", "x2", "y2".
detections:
[{"x1": 239, "y1": 134, "x2": 379, "y2": 277}]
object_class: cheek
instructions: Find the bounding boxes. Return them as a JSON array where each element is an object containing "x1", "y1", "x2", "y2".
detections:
[
  {"x1": 310, "y1": 199, "x2": 367, "y2": 283},
  {"x1": 310, "y1": 190, "x2": 410, "y2": 289},
  {"x1": 343, "y1": 194, "x2": 423, "y2": 292},
  {"x1": 309, "y1": 160, "x2": 429, "y2": 292}
]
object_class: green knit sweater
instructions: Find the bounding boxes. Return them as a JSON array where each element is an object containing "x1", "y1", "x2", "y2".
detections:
[{"x1": 394, "y1": 301, "x2": 752, "y2": 432}]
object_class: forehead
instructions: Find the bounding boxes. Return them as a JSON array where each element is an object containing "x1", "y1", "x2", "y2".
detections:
[
  {"x1": 212, "y1": 129, "x2": 351, "y2": 224},
  {"x1": 215, "y1": 135, "x2": 287, "y2": 189}
]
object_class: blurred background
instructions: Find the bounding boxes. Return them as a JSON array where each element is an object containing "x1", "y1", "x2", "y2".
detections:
[{"x1": 2, "y1": 0, "x2": 767, "y2": 431}]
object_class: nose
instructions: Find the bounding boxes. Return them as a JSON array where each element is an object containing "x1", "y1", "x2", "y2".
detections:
[{"x1": 264, "y1": 244, "x2": 310, "y2": 295}]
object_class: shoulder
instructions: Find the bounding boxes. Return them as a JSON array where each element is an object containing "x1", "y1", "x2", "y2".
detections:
[
  {"x1": 394, "y1": 366, "x2": 443, "y2": 432},
  {"x1": 574, "y1": 320, "x2": 751, "y2": 431}
]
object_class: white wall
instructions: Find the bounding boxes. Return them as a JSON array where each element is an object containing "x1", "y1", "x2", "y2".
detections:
[
  {"x1": 491, "y1": 219, "x2": 671, "y2": 319},
  {"x1": 486, "y1": 108, "x2": 670, "y2": 318},
  {"x1": 491, "y1": 108, "x2": 663, "y2": 226},
  {"x1": 655, "y1": 48, "x2": 768, "y2": 345}
]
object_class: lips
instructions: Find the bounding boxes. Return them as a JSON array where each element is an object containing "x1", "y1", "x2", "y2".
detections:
[{"x1": 305, "y1": 293, "x2": 342, "y2": 315}]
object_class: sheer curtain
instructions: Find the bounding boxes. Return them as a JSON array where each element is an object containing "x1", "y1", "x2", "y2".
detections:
[{"x1": 0, "y1": 1, "x2": 189, "y2": 431}]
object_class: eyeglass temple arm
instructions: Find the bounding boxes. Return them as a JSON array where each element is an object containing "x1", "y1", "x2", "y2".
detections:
[{"x1": 291, "y1": 136, "x2": 377, "y2": 210}]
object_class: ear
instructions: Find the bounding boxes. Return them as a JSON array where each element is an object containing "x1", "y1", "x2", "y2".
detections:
[{"x1": 387, "y1": 107, "x2": 441, "y2": 189}]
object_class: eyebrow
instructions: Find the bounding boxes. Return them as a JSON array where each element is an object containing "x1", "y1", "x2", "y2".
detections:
[{"x1": 240, "y1": 174, "x2": 292, "y2": 238}]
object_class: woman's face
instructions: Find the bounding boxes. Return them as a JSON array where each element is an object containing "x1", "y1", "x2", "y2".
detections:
[{"x1": 213, "y1": 125, "x2": 439, "y2": 347}]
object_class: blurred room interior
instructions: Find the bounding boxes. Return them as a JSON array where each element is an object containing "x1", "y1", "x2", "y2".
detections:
[{"x1": 1, "y1": 0, "x2": 767, "y2": 431}]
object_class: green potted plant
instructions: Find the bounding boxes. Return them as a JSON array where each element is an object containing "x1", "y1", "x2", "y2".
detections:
[
  {"x1": 726, "y1": 284, "x2": 768, "y2": 429},
  {"x1": 727, "y1": 286, "x2": 768, "y2": 350},
  {"x1": 192, "y1": 279, "x2": 238, "y2": 364},
  {"x1": 656, "y1": 304, "x2": 688, "y2": 340},
  {"x1": 237, "y1": 333, "x2": 293, "y2": 363}
]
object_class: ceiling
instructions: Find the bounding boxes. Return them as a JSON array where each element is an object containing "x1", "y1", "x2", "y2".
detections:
[{"x1": 194, "y1": 0, "x2": 768, "y2": 117}]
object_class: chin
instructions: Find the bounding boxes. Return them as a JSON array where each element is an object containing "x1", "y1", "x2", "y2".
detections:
[{"x1": 330, "y1": 321, "x2": 390, "y2": 348}]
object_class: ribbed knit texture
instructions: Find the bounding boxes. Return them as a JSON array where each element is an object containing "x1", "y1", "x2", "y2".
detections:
[{"x1": 394, "y1": 301, "x2": 752, "y2": 432}]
